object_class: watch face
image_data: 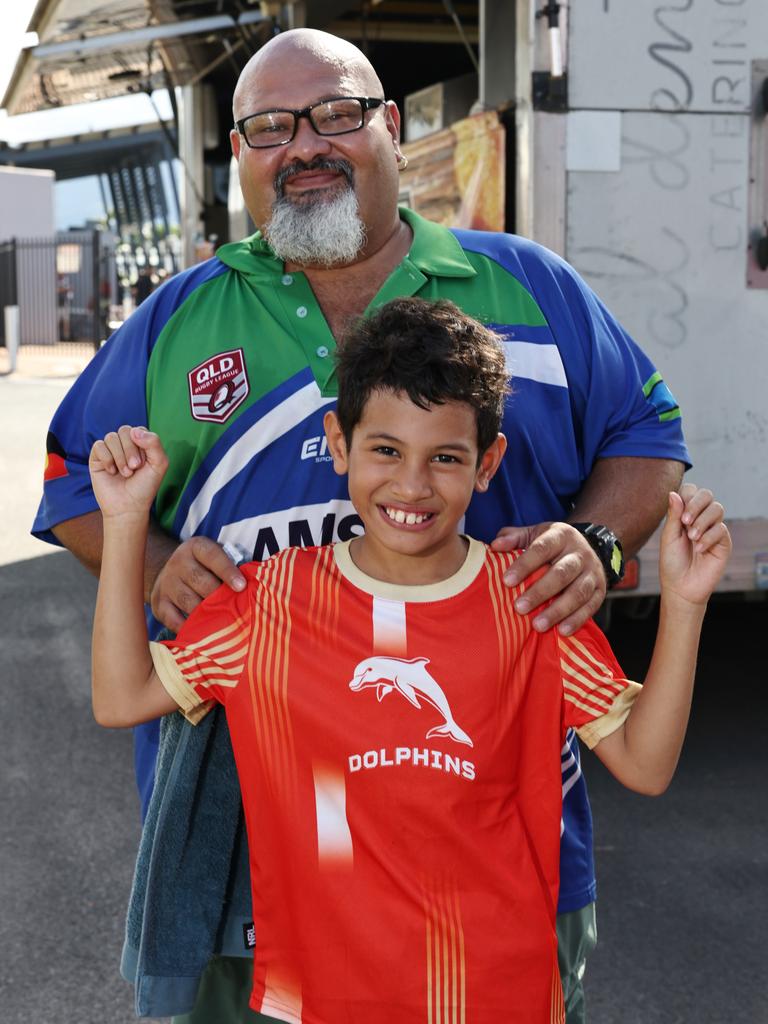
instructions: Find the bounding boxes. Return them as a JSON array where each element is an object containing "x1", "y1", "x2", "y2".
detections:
[
  {"x1": 572, "y1": 523, "x2": 624, "y2": 586},
  {"x1": 596, "y1": 532, "x2": 624, "y2": 585},
  {"x1": 609, "y1": 543, "x2": 624, "y2": 580}
]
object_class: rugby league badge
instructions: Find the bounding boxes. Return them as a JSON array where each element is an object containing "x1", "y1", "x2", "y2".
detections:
[{"x1": 188, "y1": 348, "x2": 249, "y2": 423}]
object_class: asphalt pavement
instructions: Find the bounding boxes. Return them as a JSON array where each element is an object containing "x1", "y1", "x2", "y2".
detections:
[
  {"x1": 586, "y1": 599, "x2": 765, "y2": 1023},
  {"x1": 0, "y1": 366, "x2": 765, "y2": 1024},
  {"x1": 0, "y1": 370, "x2": 157, "y2": 1023}
]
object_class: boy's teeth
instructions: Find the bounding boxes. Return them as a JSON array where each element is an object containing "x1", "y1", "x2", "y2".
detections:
[{"x1": 386, "y1": 507, "x2": 428, "y2": 525}]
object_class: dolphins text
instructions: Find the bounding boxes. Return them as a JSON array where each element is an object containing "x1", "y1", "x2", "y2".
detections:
[{"x1": 348, "y1": 747, "x2": 476, "y2": 781}]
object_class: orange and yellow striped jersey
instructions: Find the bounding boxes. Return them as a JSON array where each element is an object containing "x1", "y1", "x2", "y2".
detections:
[{"x1": 151, "y1": 538, "x2": 639, "y2": 1024}]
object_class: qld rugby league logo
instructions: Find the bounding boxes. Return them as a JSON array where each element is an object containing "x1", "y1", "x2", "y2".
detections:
[{"x1": 188, "y1": 349, "x2": 249, "y2": 424}]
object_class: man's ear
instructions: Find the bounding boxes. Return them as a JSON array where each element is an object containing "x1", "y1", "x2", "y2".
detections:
[
  {"x1": 230, "y1": 128, "x2": 242, "y2": 160},
  {"x1": 324, "y1": 411, "x2": 350, "y2": 477},
  {"x1": 474, "y1": 433, "x2": 507, "y2": 493},
  {"x1": 384, "y1": 101, "x2": 405, "y2": 163}
]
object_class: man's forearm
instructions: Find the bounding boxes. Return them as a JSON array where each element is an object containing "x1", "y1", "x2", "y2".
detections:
[
  {"x1": 52, "y1": 509, "x2": 178, "y2": 603},
  {"x1": 569, "y1": 456, "x2": 685, "y2": 558}
]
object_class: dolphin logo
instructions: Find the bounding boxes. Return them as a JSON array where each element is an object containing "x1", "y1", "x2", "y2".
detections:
[{"x1": 349, "y1": 656, "x2": 473, "y2": 748}]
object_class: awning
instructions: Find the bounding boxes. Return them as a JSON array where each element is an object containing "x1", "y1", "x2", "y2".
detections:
[
  {"x1": 2, "y1": 0, "x2": 271, "y2": 115},
  {"x1": 3, "y1": 0, "x2": 479, "y2": 116}
]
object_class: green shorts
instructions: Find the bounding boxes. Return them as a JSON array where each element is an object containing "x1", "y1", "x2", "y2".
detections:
[
  {"x1": 170, "y1": 955, "x2": 279, "y2": 1024},
  {"x1": 557, "y1": 902, "x2": 598, "y2": 1024},
  {"x1": 173, "y1": 904, "x2": 598, "y2": 1024}
]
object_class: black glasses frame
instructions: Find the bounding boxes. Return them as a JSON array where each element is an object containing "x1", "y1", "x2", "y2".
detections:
[{"x1": 234, "y1": 97, "x2": 386, "y2": 149}]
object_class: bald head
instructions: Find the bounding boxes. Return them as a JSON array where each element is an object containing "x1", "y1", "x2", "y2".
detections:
[
  {"x1": 229, "y1": 27, "x2": 404, "y2": 265},
  {"x1": 233, "y1": 29, "x2": 384, "y2": 119}
]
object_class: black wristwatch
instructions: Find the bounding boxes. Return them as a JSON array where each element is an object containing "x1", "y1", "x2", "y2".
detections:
[{"x1": 570, "y1": 523, "x2": 625, "y2": 589}]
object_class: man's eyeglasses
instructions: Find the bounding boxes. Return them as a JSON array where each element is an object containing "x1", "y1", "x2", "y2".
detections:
[{"x1": 234, "y1": 97, "x2": 386, "y2": 149}]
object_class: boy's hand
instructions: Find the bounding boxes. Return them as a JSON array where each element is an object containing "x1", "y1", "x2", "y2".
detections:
[
  {"x1": 660, "y1": 484, "x2": 732, "y2": 605},
  {"x1": 89, "y1": 426, "x2": 168, "y2": 521}
]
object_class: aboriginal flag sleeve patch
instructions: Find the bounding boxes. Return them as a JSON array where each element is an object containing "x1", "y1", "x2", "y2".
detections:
[{"x1": 43, "y1": 432, "x2": 69, "y2": 482}]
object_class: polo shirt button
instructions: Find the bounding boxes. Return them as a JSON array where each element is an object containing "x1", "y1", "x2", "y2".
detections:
[
  {"x1": 281, "y1": 274, "x2": 293, "y2": 286},
  {"x1": 316, "y1": 346, "x2": 329, "y2": 358},
  {"x1": 296, "y1": 306, "x2": 308, "y2": 318}
]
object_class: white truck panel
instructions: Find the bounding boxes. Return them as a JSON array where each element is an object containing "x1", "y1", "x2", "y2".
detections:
[
  {"x1": 566, "y1": 110, "x2": 766, "y2": 521},
  {"x1": 551, "y1": 1, "x2": 768, "y2": 592},
  {"x1": 569, "y1": 0, "x2": 767, "y2": 114}
]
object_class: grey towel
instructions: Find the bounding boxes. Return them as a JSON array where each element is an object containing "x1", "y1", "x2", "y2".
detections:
[{"x1": 121, "y1": 703, "x2": 252, "y2": 1017}]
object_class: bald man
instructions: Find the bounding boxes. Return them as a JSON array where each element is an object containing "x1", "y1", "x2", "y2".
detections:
[{"x1": 34, "y1": 28, "x2": 688, "y2": 1024}]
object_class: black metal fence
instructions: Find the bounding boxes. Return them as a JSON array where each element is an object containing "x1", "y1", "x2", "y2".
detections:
[{"x1": 0, "y1": 231, "x2": 114, "y2": 356}]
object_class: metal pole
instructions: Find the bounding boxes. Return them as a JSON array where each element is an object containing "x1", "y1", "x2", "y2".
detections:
[
  {"x1": 178, "y1": 84, "x2": 207, "y2": 268},
  {"x1": 4, "y1": 305, "x2": 20, "y2": 373},
  {"x1": 91, "y1": 229, "x2": 101, "y2": 350}
]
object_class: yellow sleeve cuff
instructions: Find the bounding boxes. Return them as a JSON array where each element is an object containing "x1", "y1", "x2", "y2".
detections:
[
  {"x1": 576, "y1": 681, "x2": 642, "y2": 750},
  {"x1": 149, "y1": 641, "x2": 215, "y2": 725}
]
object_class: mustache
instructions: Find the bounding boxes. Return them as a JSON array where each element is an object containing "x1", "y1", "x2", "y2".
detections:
[{"x1": 273, "y1": 158, "x2": 355, "y2": 197}]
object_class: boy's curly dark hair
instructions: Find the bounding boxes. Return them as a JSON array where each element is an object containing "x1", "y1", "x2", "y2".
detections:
[{"x1": 335, "y1": 298, "x2": 510, "y2": 459}]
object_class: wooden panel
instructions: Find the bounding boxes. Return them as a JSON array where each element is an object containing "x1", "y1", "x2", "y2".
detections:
[{"x1": 399, "y1": 110, "x2": 505, "y2": 232}]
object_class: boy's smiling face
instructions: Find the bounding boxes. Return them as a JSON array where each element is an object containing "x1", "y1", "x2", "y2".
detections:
[{"x1": 324, "y1": 389, "x2": 506, "y2": 585}]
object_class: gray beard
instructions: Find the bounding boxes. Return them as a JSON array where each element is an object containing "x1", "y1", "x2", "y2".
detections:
[{"x1": 263, "y1": 187, "x2": 366, "y2": 268}]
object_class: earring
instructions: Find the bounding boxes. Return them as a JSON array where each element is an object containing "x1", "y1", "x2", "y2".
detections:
[{"x1": 397, "y1": 155, "x2": 409, "y2": 171}]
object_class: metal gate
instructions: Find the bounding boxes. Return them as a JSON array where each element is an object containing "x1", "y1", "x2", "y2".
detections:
[{"x1": 0, "y1": 231, "x2": 112, "y2": 358}]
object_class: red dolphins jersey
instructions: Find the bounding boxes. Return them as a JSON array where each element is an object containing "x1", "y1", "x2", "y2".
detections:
[{"x1": 151, "y1": 539, "x2": 639, "y2": 1024}]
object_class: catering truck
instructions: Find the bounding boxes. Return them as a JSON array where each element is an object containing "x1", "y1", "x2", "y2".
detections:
[{"x1": 400, "y1": 0, "x2": 768, "y2": 595}]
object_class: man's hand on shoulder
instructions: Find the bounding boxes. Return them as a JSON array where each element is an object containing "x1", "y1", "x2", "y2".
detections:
[
  {"x1": 150, "y1": 537, "x2": 247, "y2": 633},
  {"x1": 492, "y1": 522, "x2": 606, "y2": 635}
]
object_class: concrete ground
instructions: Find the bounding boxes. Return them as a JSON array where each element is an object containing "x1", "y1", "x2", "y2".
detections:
[{"x1": 1, "y1": 355, "x2": 765, "y2": 1023}]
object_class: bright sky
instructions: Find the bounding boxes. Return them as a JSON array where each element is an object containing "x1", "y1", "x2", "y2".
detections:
[{"x1": 0, "y1": 0, "x2": 39, "y2": 104}]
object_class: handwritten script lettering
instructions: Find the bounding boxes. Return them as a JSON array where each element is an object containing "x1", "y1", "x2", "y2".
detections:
[{"x1": 649, "y1": 1, "x2": 694, "y2": 111}]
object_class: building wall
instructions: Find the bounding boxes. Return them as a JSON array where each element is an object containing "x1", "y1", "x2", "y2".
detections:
[
  {"x1": 0, "y1": 165, "x2": 55, "y2": 238},
  {"x1": 0, "y1": 166, "x2": 57, "y2": 344}
]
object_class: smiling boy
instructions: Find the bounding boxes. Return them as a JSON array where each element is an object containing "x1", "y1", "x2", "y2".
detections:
[{"x1": 89, "y1": 298, "x2": 730, "y2": 1023}]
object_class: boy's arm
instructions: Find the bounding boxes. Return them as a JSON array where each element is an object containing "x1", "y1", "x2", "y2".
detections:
[
  {"x1": 89, "y1": 427, "x2": 179, "y2": 727},
  {"x1": 53, "y1": 510, "x2": 245, "y2": 633},
  {"x1": 53, "y1": 509, "x2": 177, "y2": 604},
  {"x1": 591, "y1": 486, "x2": 731, "y2": 795}
]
